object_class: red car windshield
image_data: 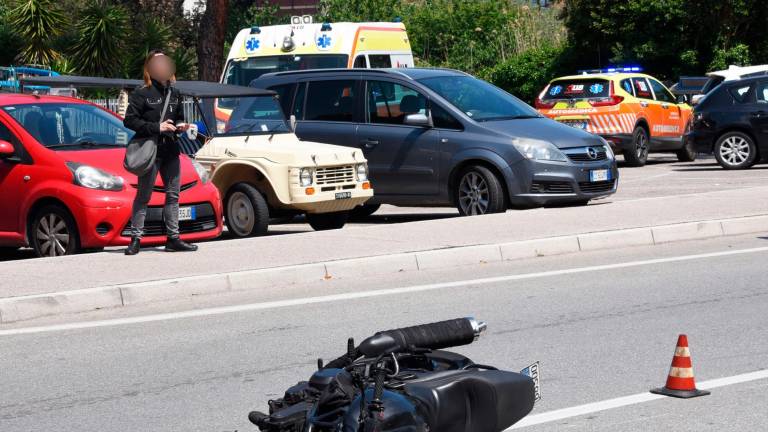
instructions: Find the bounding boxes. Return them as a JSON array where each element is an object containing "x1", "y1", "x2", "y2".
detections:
[{"x1": 1, "y1": 103, "x2": 134, "y2": 149}]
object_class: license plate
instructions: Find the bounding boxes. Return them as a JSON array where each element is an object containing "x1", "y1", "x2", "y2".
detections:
[
  {"x1": 178, "y1": 206, "x2": 196, "y2": 221},
  {"x1": 562, "y1": 120, "x2": 588, "y2": 130},
  {"x1": 589, "y1": 169, "x2": 610, "y2": 182},
  {"x1": 335, "y1": 192, "x2": 352, "y2": 200},
  {"x1": 520, "y1": 361, "x2": 541, "y2": 401}
]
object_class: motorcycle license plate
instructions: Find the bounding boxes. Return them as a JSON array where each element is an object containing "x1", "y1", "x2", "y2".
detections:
[
  {"x1": 335, "y1": 192, "x2": 352, "y2": 200},
  {"x1": 178, "y1": 206, "x2": 196, "y2": 221},
  {"x1": 590, "y1": 169, "x2": 610, "y2": 182},
  {"x1": 520, "y1": 361, "x2": 541, "y2": 401}
]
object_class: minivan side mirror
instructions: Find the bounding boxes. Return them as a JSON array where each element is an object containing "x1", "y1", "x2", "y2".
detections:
[
  {"x1": 0, "y1": 140, "x2": 15, "y2": 159},
  {"x1": 404, "y1": 112, "x2": 433, "y2": 128}
]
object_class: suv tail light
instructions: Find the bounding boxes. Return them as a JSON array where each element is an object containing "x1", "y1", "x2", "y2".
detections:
[
  {"x1": 588, "y1": 81, "x2": 623, "y2": 107},
  {"x1": 535, "y1": 86, "x2": 556, "y2": 109}
]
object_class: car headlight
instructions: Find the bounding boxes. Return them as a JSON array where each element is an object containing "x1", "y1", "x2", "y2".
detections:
[
  {"x1": 356, "y1": 163, "x2": 368, "y2": 182},
  {"x1": 66, "y1": 162, "x2": 124, "y2": 191},
  {"x1": 599, "y1": 138, "x2": 615, "y2": 160},
  {"x1": 299, "y1": 167, "x2": 313, "y2": 187},
  {"x1": 512, "y1": 139, "x2": 567, "y2": 162},
  {"x1": 190, "y1": 158, "x2": 210, "y2": 184}
]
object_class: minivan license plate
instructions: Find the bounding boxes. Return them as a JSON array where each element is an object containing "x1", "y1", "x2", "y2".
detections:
[
  {"x1": 335, "y1": 192, "x2": 352, "y2": 200},
  {"x1": 590, "y1": 169, "x2": 610, "y2": 182},
  {"x1": 178, "y1": 206, "x2": 196, "y2": 221}
]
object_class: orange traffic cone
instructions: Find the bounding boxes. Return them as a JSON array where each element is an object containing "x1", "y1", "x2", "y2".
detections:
[{"x1": 651, "y1": 334, "x2": 710, "y2": 398}]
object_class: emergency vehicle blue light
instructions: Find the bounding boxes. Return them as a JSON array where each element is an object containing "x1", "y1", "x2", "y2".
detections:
[
  {"x1": 321, "y1": 22, "x2": 332, "y2": 31},
  {"x1": 250, "y1": 26, "x2": 261, "y2": 34},
  {"x1": 578, "y1": 66, "x2": 643, "y2": 74}
]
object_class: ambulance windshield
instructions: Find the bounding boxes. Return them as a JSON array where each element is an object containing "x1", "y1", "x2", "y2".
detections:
[{"x1": 223, "y1": 54, "x2": 349, "y2": 86}]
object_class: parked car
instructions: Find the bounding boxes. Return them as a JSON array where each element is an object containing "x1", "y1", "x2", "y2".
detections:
[
  {"x1": 536, "y1": 68, "x2": 695, "y2": 167},
  {"x1": 688, "y1": 76, "x2": 768, "y2": 169},
  {"x1": 692, "y1": 64, "x2": 768, "y2": 105},
  {"x1": 252, "y1": 68, "x2": 618, "y2": 217},
  {"x1": 0, "y1": 93, "x2": 222, "y2": 257},
  {"x1": 193, "y1": 84, "x2": 374, "y2": 235}
]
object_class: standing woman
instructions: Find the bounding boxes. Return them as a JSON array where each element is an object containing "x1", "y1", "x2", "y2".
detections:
[{"x1": 123, "y1": 50, "x2": 198, "y2": 255}]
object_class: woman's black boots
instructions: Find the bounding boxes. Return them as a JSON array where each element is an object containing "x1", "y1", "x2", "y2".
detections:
[
  {"x1": 165, "y1": 237, "x2": 198, "y2": 252},
  {"x1": 125, "y1": 237, "x2": 141, "y2": 255}
]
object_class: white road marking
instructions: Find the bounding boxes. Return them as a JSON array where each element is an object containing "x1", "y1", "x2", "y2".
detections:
[
  {"x1": 508, "y1": 369, "x2": 768, "y2": 429},
  {"x1": 2, "y1": 246, "x2": 768, "y2": 336}
]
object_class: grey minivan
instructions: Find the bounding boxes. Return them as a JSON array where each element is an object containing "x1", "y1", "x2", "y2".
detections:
[{"x1": 253, "y1": 68, "x2": 618, "y2": 216}]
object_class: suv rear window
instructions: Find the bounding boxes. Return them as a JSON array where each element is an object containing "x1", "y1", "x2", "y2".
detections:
[{"x1": 543, "y1": 79, "x2": 610, "y2": 100}]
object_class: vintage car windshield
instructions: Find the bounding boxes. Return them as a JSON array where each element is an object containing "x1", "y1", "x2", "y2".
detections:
[
  {"x1": 217, "y1": 95, "x2": 291, "y2": 136},
  {"x1": 419, "y1": 75, "x2": 541, "y2": 122},
  {"x1": 1, "y1": 103, "x2": 133, "y2": 149}
]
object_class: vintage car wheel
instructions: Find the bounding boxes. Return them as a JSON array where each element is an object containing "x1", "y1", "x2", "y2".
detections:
[
  {"x1": 456, "y1": 165, "x2": 506, "y2": 216},
  {"x1": 306, "y1": 211, "x2": 349, "y2": 231},
  {"x1": 225, "y1": 183, "x2": 269, "y2": 237},
  {"x1": 714, "y1": 132, "x2": 757, "y2": 170},
  {"x1": 30, "y1": 205, "x2": 80, "y2": 258}
]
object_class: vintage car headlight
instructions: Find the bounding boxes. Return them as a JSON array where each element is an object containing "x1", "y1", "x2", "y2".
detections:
[
  {"x1": 299, "y1": 168, "x2": 314, "y2": 187},
  {"x1": 190, "y1": 158, "x2": 210, "y2": 184},
  {"x1": 66, "y1": 162, "x2": 124, "y2": 191},
  {"x1": 356, "y1": 163, "x2": 368, "y2": 182},
  {"x1": 512, "y1": 139, "x2": 567, "y2": 162}
]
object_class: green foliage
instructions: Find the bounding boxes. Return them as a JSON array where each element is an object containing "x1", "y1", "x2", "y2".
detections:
[
  {"x1": 70, "y1": 1, "x2": 128, "y2": 76},
  {"x1": 8, "y1": 0, "x2": 68, "y2": 65},
  {"x1": 486, "y1": 44, "x2": 567, "y2": 104},
  {"x1": 709, "y1": 44, "x2": 752, "y2": 71},
  {"x1": 124, "y1": 16, "x2": 174, "y2": 77},
  {"x1": 0, "y1": 3, "x2": 24, "y2": 66},
  {"x1": 226, "y1": 1, "x2": 281, "y2": 54},
  {"x1": 317, "y1": 0, "x2": 403, "y2": 22}
]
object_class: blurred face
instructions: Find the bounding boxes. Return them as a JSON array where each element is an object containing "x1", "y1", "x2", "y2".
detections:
[{"x1": 148, "y1": 54, "x2": 175, "y2": 83}]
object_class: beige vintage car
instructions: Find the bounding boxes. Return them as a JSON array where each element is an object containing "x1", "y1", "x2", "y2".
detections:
[{"x1": 193, "y1": 90, "x2": 372, "y2": 237}]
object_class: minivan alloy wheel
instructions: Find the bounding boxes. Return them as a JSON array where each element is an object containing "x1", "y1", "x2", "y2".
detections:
[
  {"x1": 719, "y1": 135, "x2": 750, "y2": 166},
  {"x1": 459, "y1": 172, "x2": 490, "y2": 215},
  {"x1": 33, "y1": 211, "x2": 73, "y2": 257}
]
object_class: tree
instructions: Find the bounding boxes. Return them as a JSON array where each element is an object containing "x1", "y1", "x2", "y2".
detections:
[
  {"x1": 197, "y1": 0, "x2": 228, "y2": 81},
  {"x1": 8, "y1": 0, "x2": 68, "y2": 65},
  {"x1": 70, "y1": 1, "x2": 128, "y2": 76}
]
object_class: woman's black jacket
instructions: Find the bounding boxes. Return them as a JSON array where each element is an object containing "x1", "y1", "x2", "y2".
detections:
[{"x1": 123, "y1": 79, "x2": 184, "y2": 159}]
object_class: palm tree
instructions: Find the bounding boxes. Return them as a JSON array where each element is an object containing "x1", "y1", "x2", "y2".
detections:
[
  {"x1": 70, "y1": 1, "x2": 129, "y2": 77},
  {"x1": 8, "y1": 0, "x2": 68, "y2": 65}
]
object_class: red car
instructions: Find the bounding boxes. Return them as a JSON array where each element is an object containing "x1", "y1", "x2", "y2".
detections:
[{"x1": 0, "y1": 93, "x2": 222, "y2": 257}]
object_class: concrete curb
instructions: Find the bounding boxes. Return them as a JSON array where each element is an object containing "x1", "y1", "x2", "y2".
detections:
[{"x1": 2, "y1": 214, "x2": 767, "y2": 324}]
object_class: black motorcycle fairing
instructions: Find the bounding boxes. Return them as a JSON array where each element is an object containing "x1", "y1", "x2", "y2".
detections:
[{"x1": 403, "y1": 370, "x2": 535, "y2": 432}]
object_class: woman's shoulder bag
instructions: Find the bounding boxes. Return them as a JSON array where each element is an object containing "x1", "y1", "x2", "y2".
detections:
[{"x1": 123, "y1": 89, "x2": 172, "y2": 176}]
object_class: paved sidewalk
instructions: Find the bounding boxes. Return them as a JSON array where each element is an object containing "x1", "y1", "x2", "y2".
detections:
[{"x1": 4, "y1": 185, "x2": 768, "y2": 301}]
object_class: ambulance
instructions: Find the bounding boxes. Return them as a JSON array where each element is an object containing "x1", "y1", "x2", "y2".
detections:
[
  {"x1": 221, "y1": 16, "x2": 414, "y2": 88},
  {"x1": 536, "y1": 68, "x2": 695, "y2": 167}
]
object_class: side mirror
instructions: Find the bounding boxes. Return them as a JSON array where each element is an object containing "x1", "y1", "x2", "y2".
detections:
[
  {"x1": 0, "y1": 140, "x2": 14, "y2": 159},
  {"x1": 289, "y1": 114, "x2": 297, "y2": 132},
  {"x1": 691, "y1": 94, "x2": 703, "y2": 106},
  {"x1": 404, "y1": 112, "x2": 433, "y2": 128},
  {"x1": 676, "y1": 94, "x2": 689, "y2": 104}
]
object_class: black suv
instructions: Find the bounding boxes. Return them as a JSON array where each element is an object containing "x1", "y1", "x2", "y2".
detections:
[
  {"x1": 689, "y1": 76, "x2": 768, "y2": 169},
  {"x1": 253, "y1": 68, "x2": 618, "y2": 216}
]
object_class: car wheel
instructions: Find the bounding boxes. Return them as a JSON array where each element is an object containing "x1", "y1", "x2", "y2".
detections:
[
  {"x1": 30, "y1": 205, "x2": 80, "y2": 258},
  {"x1": 714, "y1": 132, "x2": 757, "y2": 170},
  {"x1": 225, "y1": 183, "x2": 269, "y2": 237},
  {"x1": 456, "y1": 165, "x2": 506, "y2": 216},
  {"x1": 624, "y1": 126, "x2": 650, "y2": 167},
  {"x1": 676, "y1": 135, "x2": 697, "y2": 162},
  {"x1": 306, "y1": 211, "x2": 349, "y2": 231},
  {"x1": 349, "y1": 204, "x2": 381, "y2": 221}
]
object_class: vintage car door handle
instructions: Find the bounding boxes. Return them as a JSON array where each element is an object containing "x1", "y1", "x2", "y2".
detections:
[{"x1": 360, "y1": 139, "x2": 379, "y2": 149}]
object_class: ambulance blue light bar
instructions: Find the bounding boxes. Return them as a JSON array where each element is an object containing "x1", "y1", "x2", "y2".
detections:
[{"x1": 579, "y1": 66, "x2": 643, "y2": 74}]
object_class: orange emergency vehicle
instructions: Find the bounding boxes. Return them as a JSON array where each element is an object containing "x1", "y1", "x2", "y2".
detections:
[{"x1": 536, "y1": 68, "x2": 695, "y2": 167}]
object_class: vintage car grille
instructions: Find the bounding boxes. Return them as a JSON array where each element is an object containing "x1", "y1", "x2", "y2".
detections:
[
  {"x1": 531, "y1": 181, "x2": 574, "y2": 194},
  {"x1": 565, "y1": 147, "x2": 608, "y2": 162},
  {"x1": 121, "y1": 202, "x2": 217, "y2": 237},
  {"x1": 315, "y1": 165, "x2": 355, "y2": 185},
  {"x1": 579, "y1": 179, "x2": 616, "y2": 193}
]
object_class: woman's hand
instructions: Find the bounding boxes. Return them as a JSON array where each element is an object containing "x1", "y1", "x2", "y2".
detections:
[
  {"x1": 175, "y1": 122, "x2": 190, "y2": 132},
  {"x1": 159, "y1": 119, "x2": 177, "y2": 133}
]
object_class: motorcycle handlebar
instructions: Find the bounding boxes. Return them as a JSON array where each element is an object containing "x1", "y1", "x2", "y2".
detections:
[{"x1": 357, "y1": 317, "x2": 486, "y2": 358}]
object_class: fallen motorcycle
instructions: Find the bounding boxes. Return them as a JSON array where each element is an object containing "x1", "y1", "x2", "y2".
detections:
[{"x1": 249, "y1": 317, "x2": 538, "y2": 432}]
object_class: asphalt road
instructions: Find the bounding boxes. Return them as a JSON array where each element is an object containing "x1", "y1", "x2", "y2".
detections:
[{"x1": 1, "y1": 233, "x2": 767, "y2": 431}]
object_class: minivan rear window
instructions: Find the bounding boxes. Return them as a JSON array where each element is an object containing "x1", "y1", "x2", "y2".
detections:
[
  {"x1": 543, "y1": 79, "x2": 610, "y2": 100},
  {"x1": 304, "y1": 80, "x2": 358, "y2": 122}
]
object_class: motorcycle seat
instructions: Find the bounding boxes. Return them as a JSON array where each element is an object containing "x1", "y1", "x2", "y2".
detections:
[{"x1": 403, "y1": 370, "x2": 535, "y2": 432}]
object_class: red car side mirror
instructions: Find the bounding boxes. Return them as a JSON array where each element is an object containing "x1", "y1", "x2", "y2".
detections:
[{"x1": 0, "y1": 140, "x2": 14, "y2": 158}]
